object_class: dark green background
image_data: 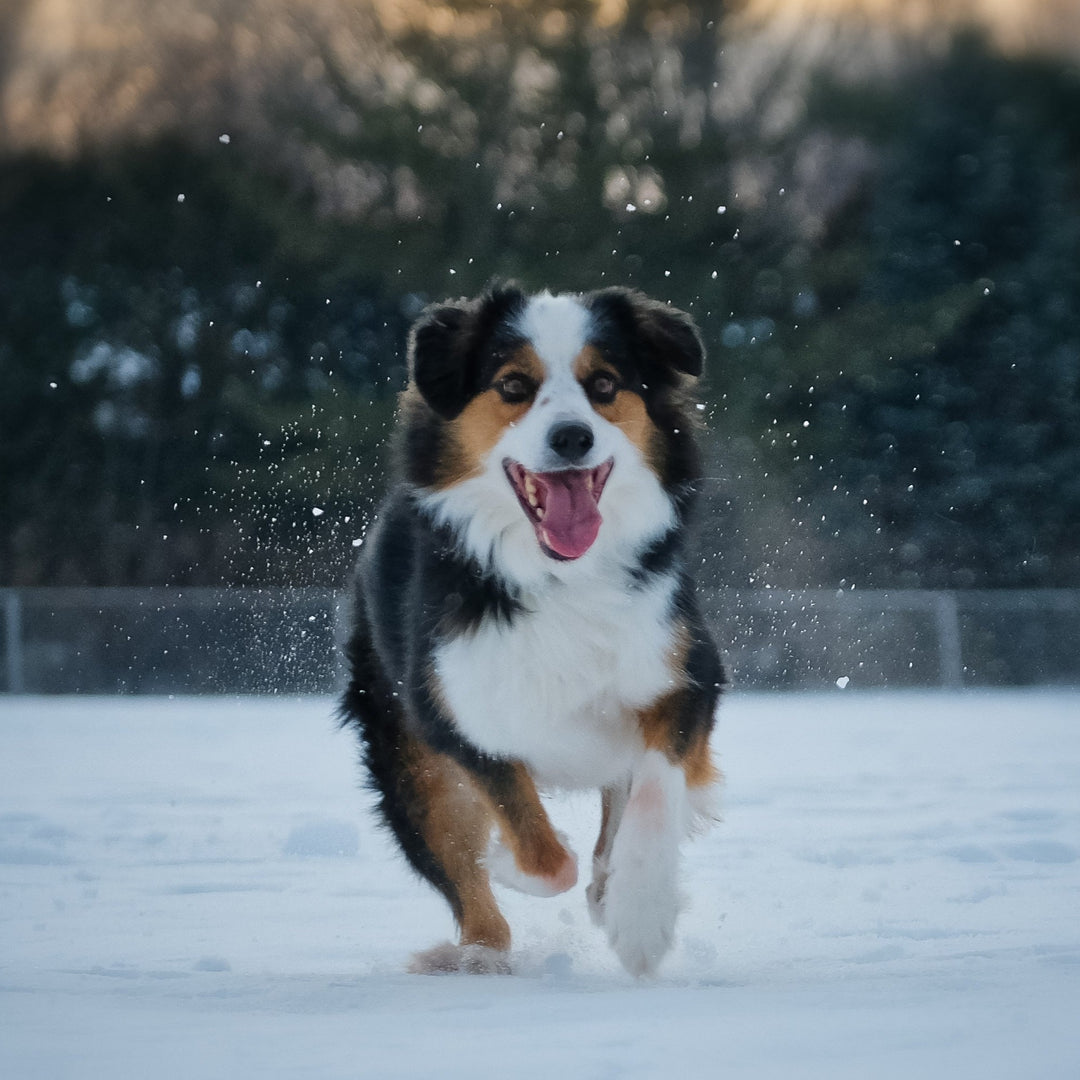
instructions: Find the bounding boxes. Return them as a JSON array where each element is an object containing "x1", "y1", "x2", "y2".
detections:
[{"x1": 3, "y1": 3, "x2": 1078, "y2": 592}]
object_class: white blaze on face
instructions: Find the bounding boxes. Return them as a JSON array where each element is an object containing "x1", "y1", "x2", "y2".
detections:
[
  {"x1": 502, "y1": 292, "x2": 602, "y2": 464},
  {"x1": 515, "y1": 293, "x2": 593, "y2": 386}
]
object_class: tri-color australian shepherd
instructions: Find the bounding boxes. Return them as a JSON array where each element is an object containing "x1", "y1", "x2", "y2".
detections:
[{"x1": 340, "y1": 284, "x2": 725, "y2": 977}]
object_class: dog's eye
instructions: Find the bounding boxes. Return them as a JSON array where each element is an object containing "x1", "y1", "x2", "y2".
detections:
[
  {"x1": 586, "y1": 371, "x2": 619, "y2": 405},
  {"x1": 495, "y1": 373, "x2": 536, "y2": 404}
]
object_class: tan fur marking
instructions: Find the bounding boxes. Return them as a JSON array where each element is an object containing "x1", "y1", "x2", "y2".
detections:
[
  {"x1": 641, "y1": 622, "x2": 692, "y2": 745},
  {"x1": 637, "y1": 691, "x2": 682, "y2": 758},
  {"x1": 406, "y1": 738, "x2": 510, "y2": 950},
  {"x1": 573, "y1": 345, "x2": 664, "y2": 469},
  {"x1": 572, "y1": 345, "x2": 608, "y2": 385},
  {"x1": 682, "y1": 728, "x2": 721, "y2": 789},
  {"x1": 425, "y1": 664, "x2": 572, "y2": 907},
  {"x1": 638, "y1": 691, "x2": 719, "y2": 789},
  {"x1": 497, "y1": 344, "x2": 546, "y2": 387},
  {"x1": 489, "y1": 761, "x2": 574, "y2": 881},
  {"x1": 637, "y1": 627, "x2": 719, "y2": 792},
  {"x1": 433, "y1": 345, "x2": 546, "y2": 489}
]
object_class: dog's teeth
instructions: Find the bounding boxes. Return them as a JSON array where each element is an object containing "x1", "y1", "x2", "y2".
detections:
[
  {"x1": 585, "y1": 474, "x2": 594, "y2": 492},
  {"x1": 525, "y1": 476, "x2": 537, "y2": 498},
  {"x1": 536, "y1": 507, "x2": 545, "y2": 520}
]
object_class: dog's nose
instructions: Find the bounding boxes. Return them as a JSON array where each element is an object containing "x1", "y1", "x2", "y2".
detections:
[{"x1": 548, "y1": 421, "x2": 594, "y2": 463}]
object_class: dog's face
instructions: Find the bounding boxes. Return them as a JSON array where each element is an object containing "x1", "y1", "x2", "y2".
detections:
[{"x1": 402, "y1": 285, "x2": 704, "y2": 583}]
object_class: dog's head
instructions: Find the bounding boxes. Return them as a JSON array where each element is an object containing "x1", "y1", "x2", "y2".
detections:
[{"x1": 401, "y1": 284, "x2": 705, "y2": 581}]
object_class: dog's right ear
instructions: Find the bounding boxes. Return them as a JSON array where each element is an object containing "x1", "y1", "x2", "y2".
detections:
[
  {"x1": 408, "y1": 302, "x2": 472, "y2": 420},
  {"x1": 409, "y1": 284, "x2": 528, "y2": 419}
]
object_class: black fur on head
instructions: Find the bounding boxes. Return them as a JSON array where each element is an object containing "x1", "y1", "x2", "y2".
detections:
[
  {"x1": 584, "y1": 287, "x2": 705, "y2": 383},
  {"x1": 408, "y1": 283, "x2": 528, "y2": 420},
  {"x1": 400, "y1": 283, "x2": 707, "y2": 499},
  {"x1": 583, "y1": 287, "x2": 706, "y2": 500}
]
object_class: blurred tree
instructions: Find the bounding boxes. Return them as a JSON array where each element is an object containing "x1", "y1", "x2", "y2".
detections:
[
  {"x1": 768, "y1": 39, "x2": 1080, "y2": 587},
  {"x1": 2, "y1": 6, "x2": 1079, "y2": 591},
  {"x1": 0, "y1": 142, "x2": 406, "y2": 585}
]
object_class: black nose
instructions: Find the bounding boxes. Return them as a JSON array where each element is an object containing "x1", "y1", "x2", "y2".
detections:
[{"x1": 548, "y1": 421, "x2": 594, "y2": 463}]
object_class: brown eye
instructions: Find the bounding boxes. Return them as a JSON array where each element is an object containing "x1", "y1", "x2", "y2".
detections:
[
  {"x1": 495, "y1": 373, "x2": 536, "y2": 404},
  {"x1": 587, "y1": 371, "x2": 619, "y2": 404}
]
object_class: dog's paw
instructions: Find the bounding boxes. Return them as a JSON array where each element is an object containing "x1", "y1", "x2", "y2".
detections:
[
  {"x1": 486, "y1": 831, "x2": 578, "y2": 897},
  {"x1": 602, "y1": 864, "x2": 680, "y2": 977},
  {"x1": 408, "y1": 941, "x2": 511, "y2": 975}
]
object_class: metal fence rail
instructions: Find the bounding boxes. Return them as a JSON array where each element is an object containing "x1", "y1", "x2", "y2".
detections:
[
  {"x1": 0, "y1": 587, "x2": 342, "y2": 695},
  {"x1": 2, "y1": 586, "x2": 1079, "y2": 694},
  {"x1": 700, "y1": 588, "x2": 1080, "y2": 690}
]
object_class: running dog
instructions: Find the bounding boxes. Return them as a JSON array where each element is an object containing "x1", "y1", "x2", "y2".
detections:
[{"x1": 340, "y1": 284, "x2": 725, "y2": 976}]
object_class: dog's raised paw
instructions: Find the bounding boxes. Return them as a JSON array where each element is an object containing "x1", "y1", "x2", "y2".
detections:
[
  {"x1": 408, "y1": 941, "x2": 511, "y2": 975},
  {"x1": 486, "y1": 831, "x2": 578, "y2": 897}
]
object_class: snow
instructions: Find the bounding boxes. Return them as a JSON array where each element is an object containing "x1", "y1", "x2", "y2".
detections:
[{"x1": 1, "y1": 691, "x2": 1078, "y2": 1079}]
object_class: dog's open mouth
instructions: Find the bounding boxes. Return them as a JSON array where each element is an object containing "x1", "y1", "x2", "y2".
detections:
[{"x1": 503, "y1": 458, "x2": 614, "y2": 560}]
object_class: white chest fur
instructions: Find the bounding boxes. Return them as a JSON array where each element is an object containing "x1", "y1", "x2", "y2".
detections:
[{"x1": 433, "y1": 572, "x2": 680, "y2": 789}]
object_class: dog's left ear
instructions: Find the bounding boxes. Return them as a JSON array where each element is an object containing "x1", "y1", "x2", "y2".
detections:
[
  {"x1": 637, "y1": 296, "x2": 705, "y2": 379},
  {"x1": 589, "y1": 288, "x2": 705, "y2": 379}
]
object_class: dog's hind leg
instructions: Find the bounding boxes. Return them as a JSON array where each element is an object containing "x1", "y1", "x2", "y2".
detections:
[{"x1": 586, "y1": 778, "x2": 630, "y2": 925}]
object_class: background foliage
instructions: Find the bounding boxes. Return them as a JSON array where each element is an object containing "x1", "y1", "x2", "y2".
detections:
[{"x1": 2, "y1": 1, "x2": 1079, "y2": 589}]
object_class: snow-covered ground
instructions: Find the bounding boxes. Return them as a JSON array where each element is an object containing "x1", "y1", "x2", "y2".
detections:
[{"x1": 1, "y1": 691, "x2": 1078, "y2": 1079}]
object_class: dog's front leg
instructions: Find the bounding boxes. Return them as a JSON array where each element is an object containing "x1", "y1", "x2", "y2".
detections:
[
  {"x1": 479, "y1": 760, "x2": 578, "y2": 897},
  {"x1": 600, "y1": 749, "x2": 690, "y2": 976}
]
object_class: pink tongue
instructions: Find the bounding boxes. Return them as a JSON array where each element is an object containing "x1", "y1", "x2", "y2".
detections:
[{"x1": 539, "y1": 472, "x2": 602, "y2": 559}]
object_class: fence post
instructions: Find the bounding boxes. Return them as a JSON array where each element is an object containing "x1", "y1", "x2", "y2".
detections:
[
  {"x1": 3, "y1": 590, "x2": 25, "y2": 694},
  {"x1": 933, "y1": 591, "x2": 964, "y2": 689}
]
